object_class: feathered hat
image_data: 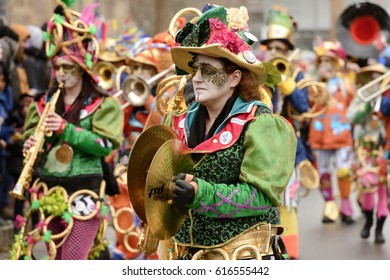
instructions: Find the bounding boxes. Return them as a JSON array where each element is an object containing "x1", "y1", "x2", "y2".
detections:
[{"x1": 44, "y1": 0, "x2": 100, "y2": 82}]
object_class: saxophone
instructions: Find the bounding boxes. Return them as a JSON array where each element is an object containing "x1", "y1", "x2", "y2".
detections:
[{"x1": 9, "y1": 83, "x2": 64, "y2": 200}]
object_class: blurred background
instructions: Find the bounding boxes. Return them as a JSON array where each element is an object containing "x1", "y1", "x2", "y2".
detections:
[{"x1": 1, "y1": 0, "x2": 389, "y2": 50}]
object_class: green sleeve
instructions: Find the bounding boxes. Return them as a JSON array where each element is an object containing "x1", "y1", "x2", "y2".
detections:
[
  {"x1": 240, "y1": 113, "x2": 297, "y2": 206},
  {"x1": 23, "y1": 103, "x2": 40, "y2": 141},
  {"x1": 187, "y1": 178, "x2": 272, "y2": 218},
  {"x1": 346, "y1": 95, "x2": 372, "y2": 124},
  {"x1": 59, "y1": 96, "x2": 124, "y2": 156}
]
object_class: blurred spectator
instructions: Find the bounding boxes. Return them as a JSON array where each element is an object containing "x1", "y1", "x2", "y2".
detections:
[
  {"x1": 0, "y1": 63, "x2": 14, "y2": 225},
  {"x1": 23, "y1": 24, "x2": 51, "y2": 92},
  {"x1": 9, "y1": 24, "x2": 30, "y2": 109}
]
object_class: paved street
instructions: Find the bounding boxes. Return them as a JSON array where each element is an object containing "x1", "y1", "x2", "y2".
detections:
[{"x1": 298, "y1": 188, "x2": 390, "y2": 260}]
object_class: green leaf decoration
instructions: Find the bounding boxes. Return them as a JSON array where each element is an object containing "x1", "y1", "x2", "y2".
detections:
[
  {"x1": 54, "y1": 14, "x2": 64, "y2": 25},
  {"x1": 42, "y1": 31, "x2": 49, "y2": 41},
  {"x1": 43, "y1": 230, "x2": 52, "y2": 242},
  {"x1": 31, "y1": 200, "x2": 40, "y2": 210},
  {"x1": 89, "y1": 25, "x2": 96, "y2": 35},
  {"x1": 48, "y1": 44, "x2": 56, "y2": 57},
  {"x1": 100, "y1": 205, "x2": 108, "y2": 217},
  {"x1": 85, "y1": 52, "x2": 93, "y2": 68},
  {"x1": 263, "y1": 62, "x2": 282, "y2": 91},
  {"x1": 61, "y1": 0, "x2": 77, "y2": 7},
  {"x1": 62, "y1": 212, "x2": 72, "y2": 224}
]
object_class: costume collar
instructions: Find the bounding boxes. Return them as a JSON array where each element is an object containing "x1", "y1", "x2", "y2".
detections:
[
  {"x1": 174, "y1": 97, "x2": 270, "y2": 152},
  {"x1": 36, "y1": 94, "x2": 104, "y2": 119}
]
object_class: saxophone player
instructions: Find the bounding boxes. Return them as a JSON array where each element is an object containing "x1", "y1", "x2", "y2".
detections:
[{"x1": 11, "y1": 1, "x2": 123, "y2": 260}]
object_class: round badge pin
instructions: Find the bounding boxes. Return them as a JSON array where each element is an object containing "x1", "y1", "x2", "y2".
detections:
[
  {"x1": 243, "y1": 50, "x2": 257, "y2": 64},
  {"x1": 219, "y1": 131, "x2": 233, "y2": 145}
]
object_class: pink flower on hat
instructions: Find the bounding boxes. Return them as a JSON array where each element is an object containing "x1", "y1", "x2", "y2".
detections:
[{"x1": 206, "y1": 18, "x2": 250, "y2": 54}]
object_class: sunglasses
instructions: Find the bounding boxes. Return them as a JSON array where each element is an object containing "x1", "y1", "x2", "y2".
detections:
[{"x1": 53, "y1": 64, "x2": 80, "y2": 73}]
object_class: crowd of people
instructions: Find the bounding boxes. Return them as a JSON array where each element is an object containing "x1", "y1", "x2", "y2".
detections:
[{"x1": 0, "y1": 0, "x2": 388, "y2": 260}]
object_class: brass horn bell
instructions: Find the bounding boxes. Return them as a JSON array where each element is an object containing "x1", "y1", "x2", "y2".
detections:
[
  {"x1": 114, "y1": 64, "x2": 175, "y2": 109},
  {"x1": 336, "y1": 2, "x2": 390, "y2": 59},
  {"x1": 93, "y1": 61, "x2": 116, "y2": 91},
  {"x1": 269, "y1": 55, "x2": 292, "y2": 82}
]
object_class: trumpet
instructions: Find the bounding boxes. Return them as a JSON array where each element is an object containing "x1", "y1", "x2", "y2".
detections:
[
  {"x1": 114, "y1": 65, "x2": 175, "y2": 109},
  {"x1": 357, "y1": 70, "x2": 390, "y2": 102},
  {"x1": 10, "y1": 83, "x2": 64, "y2": 200}
]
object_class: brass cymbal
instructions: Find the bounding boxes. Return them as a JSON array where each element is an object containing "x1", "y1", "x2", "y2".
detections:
[
  {"x1": 127, "y1": 124, "x2": 178, "y2": 222},
  {"x1": 145, "y1": 138, "x2": 193, "y2": 240}
]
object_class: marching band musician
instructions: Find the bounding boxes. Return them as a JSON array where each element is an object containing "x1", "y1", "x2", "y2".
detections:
[
  {"x1": 346, "y1": 63, "x2": 388, "y2": 244},
  {"x1": 371, "y1": 65, "x2": 390, "y2": 244},
  {"x1": 310, "y1": 39, "x2": 356, "y2": 225},
  {"x1": 260, "y1": 6, "x2": 311, "y2": 260},
  {"x1": 108, "y1": 30, "x2": 177, "y2": 261},
  {"x1": 165, "y1": 4, "x2": 297, "y2": 260},
  {"x1": 10, "y1": 0, "x2": 123, "y2": 260},
  {"x1": 122, "y1": 31, "x2": 176, "y2": 153},
  {"x1": 94, "y1": 37, "x2": 129, "y2": 95}
]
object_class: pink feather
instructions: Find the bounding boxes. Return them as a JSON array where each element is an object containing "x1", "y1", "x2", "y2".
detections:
[{"x1": 80, "y1": 3, "x2": 99, "y2": 24}]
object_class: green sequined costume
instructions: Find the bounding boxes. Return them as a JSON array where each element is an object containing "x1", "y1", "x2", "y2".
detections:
[{"x1": 173, "y1": 98, "x2": 297, "y2": 247}]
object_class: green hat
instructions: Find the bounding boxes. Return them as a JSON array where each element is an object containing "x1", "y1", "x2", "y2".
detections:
[
  {"x1": 260, "y1": 8, "x2": 296, "y2": 50},
  {"x1": 171, "y1": 5, "x2": 281, "y2": 86}
]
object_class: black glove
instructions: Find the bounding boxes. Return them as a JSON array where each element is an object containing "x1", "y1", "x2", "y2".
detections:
[{"x1": 173, "y1": 179, "x2": 195, "y2": 206}]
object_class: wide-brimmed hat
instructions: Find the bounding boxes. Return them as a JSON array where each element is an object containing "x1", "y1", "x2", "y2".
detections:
[
  {"x1": 260, "y1": 8, "x2": 296, "y2": 50},
  {"x1": 98, "y1": 38, "x2": 125, "y2": 62},
  {"x1": 171, "y1": 5, "x2": 279, "y2": 86}
]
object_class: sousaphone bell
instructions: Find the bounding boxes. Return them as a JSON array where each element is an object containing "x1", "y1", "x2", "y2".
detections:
[{"x1": 336, "y1": 2, "x2": 390, "y2": 59}]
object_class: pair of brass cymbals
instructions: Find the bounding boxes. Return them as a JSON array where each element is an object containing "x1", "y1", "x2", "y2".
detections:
[{"x1": 127, "y1": 124, "x2": 193, "y2": 240}]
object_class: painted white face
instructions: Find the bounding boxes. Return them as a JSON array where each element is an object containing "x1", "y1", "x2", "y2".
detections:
[
  {"x1": 54, "y1": 57, "x2": 83, "y2": 89},
  {"x1": 191, "y1": 55, "x2": 235, "y2": 106}
]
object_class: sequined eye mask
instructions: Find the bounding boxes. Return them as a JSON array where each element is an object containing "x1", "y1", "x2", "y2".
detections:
[
  {"x1": 54, "y1": 64, "x2": 81, "y2": 75},
  {"x1": 192, "y1": 60, "x2": 228, "y2": 87}
]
